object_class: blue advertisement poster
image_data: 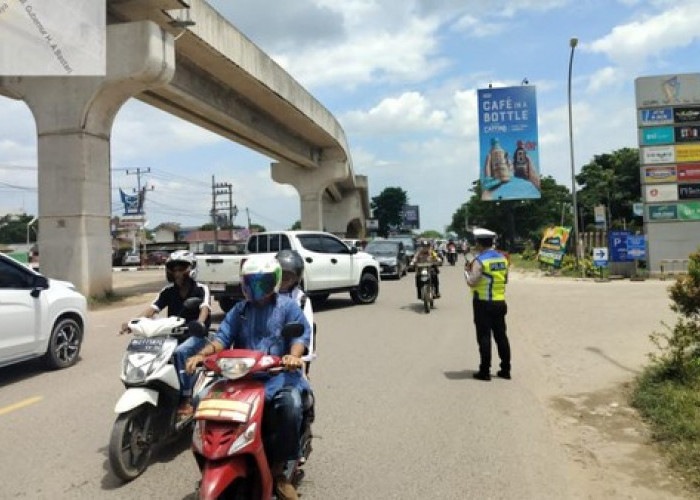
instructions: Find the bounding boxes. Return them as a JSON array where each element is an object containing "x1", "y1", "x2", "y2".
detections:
[{"x1": 478, "y1": 85, "x2": 541, "y2": 201}]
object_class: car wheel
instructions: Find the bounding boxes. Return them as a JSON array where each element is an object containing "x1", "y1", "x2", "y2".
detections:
[
  {"x1": 43, "y1": 316, "x2": 82, "y2": 369},
  {"x1": 350, "y1": 272, "x2": 379, "y2": 304}
]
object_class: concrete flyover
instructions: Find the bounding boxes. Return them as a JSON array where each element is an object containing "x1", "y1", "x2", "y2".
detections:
[{"x1": 0, "y1": 0, "x2": 368, "y2": 296}]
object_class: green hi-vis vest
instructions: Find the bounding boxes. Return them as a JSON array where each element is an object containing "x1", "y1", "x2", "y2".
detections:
[{"x1": 472, "y1": 249, "x2": 508, "y2": 301}]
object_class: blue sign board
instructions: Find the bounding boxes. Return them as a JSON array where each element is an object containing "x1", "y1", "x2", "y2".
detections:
[
  {"x1": 477, "y1": 85, "x2": 541, "y2": 201},
  {"x1": 608, "y1": 230, "x2": 632, "y2": 262},
  {"x1": 626, "y1": 235, "x2": 646, "y2": 259},
  {"x1": 593, "y1": 247, "x2": 609, "y2": 267},
  {"x1": 641, "y1": 126, "x2": 674, "y2": 145},
  {"x1": 639, "y1": 107, "x2": 673, "y2": 126}
]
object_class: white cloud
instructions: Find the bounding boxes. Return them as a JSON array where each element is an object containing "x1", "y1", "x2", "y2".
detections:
[
  {"x1": 586, "y1": 66, "x2": 625, "y2": 93},
  {"x1": 452, "y1": 15, "x2": 505, "y2": 37},
  {"x1": 585, "y1": 3, "x2": 700, "y2": 67},
  {"x1": 342, "y1": 92, "x2": 447, "y2": 135}
]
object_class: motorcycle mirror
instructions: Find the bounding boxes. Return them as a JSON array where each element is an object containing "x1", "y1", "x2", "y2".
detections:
[
  {"x1": 183, "y1": 297, "x2": 203, "y2": 311},
  {"x1": 280, "y1": 322, "x2": 304, "y2": 339}
]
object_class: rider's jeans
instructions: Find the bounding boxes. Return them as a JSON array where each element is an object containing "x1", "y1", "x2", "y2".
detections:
[
  {"x1": 266, "y1": 386, "x2": 304, "y2": 463},
  {"x1": 174, "y1": 336, "x2": 207, "y2": 398}
]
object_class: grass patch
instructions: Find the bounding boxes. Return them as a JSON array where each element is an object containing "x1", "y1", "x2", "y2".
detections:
[
  {"x1": 632, "y1": 363, "x2": 700, "y2": 488},
  {"x1": 508, "y1": 253, "x2": 541, "y2": 272}
]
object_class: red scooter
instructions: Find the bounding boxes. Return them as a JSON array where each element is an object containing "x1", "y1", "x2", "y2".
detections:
[{"x1": 191, "y1": 323, "x2": 313, "y2": 499}]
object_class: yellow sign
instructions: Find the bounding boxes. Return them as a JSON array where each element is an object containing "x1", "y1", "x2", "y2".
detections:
[{"x1": 675, "y1": 144, "x2": 700, "y2": 163}]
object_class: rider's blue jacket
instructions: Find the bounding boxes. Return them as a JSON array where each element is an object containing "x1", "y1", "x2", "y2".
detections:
[{"x1": 213, "y1": 294, "x2": 311, "y2": 400}]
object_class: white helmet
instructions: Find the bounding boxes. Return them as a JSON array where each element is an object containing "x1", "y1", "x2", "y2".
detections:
[
  {"x1": 166, "y1": 250, "x2": 197, "y2": 280},
  {"x1": 240, "y1": 255, "x2": 281, "y2": 302}
]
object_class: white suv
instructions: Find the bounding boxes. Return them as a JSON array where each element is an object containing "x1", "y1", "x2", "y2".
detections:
[{"x1": 0, "y1": 252, "x2": 87, "y2": 369}]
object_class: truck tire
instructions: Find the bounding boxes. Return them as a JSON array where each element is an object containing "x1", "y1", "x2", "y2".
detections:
[
  {"x1": 218, "y1": 297, "x2": 236, "y2": 313},
  {"x1": 350, "y1": 273, "x2": 379, "y2": 305}
]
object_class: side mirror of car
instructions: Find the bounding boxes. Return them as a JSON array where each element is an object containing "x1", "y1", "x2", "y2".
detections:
[{"x1": 30, "y1": 275, "x2": 49, "y2": 298}]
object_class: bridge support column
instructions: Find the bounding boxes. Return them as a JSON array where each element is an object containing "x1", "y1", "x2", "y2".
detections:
[
  {"x1": 271, "y1": 160, "x2": 349, "y2": 231},
  {"x1": 0, "y1": 22, "x2": 174, "y2": 296},
  {"x1": 323, "y1": 190, "x2": 364, "y2": 237}
]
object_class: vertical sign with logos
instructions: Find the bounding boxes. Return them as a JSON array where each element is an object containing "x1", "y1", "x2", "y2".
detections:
[{"x1": 477, "y1": 85, "x2": 541, "y2": 201}]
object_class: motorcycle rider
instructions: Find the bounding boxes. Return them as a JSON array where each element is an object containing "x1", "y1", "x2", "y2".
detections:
[
  {"x1": 120, "y1": 250, "x2": 211, "y2": 419},
  {"x1": 185, "y1": 255, "x2": 311, "y2": 500},
  {"x1": 276, "y1": 249, "x2": 316, "y2": 372},
  {"x1": 411, "y1": 240, "x2": 442, "y2": 299},
  {"x1": 447, "y1": 239, "x2": 457, "y2": 265}
]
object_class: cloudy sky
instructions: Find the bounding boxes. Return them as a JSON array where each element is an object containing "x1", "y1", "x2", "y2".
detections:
[{"x1": 2, "y1": 0, "x2": 700, "y2": 232}]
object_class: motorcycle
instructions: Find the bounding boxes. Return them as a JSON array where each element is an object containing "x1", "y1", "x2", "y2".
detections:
[
  {"x1": 191, "y1": 323, "x2": 314, "y2": 500},
  {"x1": 446, "y1": 247, "x2": 457, "y2": 266},
  {"x1": 415, "y1": 262, "x2": 437, "y2": 313},
  {"x1": 109, "y1": 297, "x2": 204, "y2": 481}
]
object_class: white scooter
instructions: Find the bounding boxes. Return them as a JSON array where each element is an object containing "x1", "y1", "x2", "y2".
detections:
[{"x1": 109, "y1": 297, "x2": 204, "y2": 482}]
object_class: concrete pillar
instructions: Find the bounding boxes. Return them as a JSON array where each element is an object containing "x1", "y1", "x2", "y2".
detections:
[
  {"x1": 323, "y1": 190, "x2": 364, "y2": 236},
  {"x1": 0, "y1": 22, "x2": 175, "y2": 296},
  {"x1": 271, "y1": 160, "x2": 349, "y2": 230}
]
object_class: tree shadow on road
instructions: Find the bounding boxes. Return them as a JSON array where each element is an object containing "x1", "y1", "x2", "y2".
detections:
[{"x1": 585, "y1": 346, "x2": 641, "y2": 375}]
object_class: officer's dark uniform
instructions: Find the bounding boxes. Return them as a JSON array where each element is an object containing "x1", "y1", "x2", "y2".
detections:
[{"x1": 470, "y1": 247, "x2": 510, "y2": 379}]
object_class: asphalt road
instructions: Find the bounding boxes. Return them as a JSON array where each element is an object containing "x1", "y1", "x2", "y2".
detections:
[{"x1": 0, "y1": 265, "x2": 692, "y2": 499}]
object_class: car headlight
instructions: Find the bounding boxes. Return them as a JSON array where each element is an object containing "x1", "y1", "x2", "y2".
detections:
[{"x1": 217, "y1": 358, "x2": 256, "y2": 380}]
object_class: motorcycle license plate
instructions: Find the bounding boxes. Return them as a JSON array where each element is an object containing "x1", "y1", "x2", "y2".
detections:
[{"x1": 127, "y1": 337, "x2": 165, "y2": 353}]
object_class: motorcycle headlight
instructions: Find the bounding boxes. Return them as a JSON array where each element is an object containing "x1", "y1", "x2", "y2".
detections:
[
  {"x1": 228, "y1": 422, "x2": 257, "y2": 454},
  {"x1": 123, "y1": 353, "x2": 157, "y2": 384},
  {"x1": 217, "y1": 358, "x2": 256, "y2": 380}
]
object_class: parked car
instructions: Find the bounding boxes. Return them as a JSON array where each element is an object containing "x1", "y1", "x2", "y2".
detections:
[
  {"x1": 364, "y1": 239, "x2": 407, "y2": 279},
  {"x1": 146, "y1": 250, "x2": 169, "y2": 266},
  {"x1": 121, "y1": 251, "x2": 141, "y2": 267},
  {"x1": 0, "y1": 252, "x2": 87, "y2": 369},
  {"x1": 387, "y1": 235, "x2": 416, "y2": 271}
]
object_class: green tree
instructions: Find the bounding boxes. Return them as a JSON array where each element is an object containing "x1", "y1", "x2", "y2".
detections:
[
  {"x1": 449, "y1": 177, "x2": 570, "y2": 250},
  {"x1": 290, "y1": 220, "x2": 301, "y2": 230},
  {"x1": 419, "y1": 230, "x2": 442, "y2": 239},
  {"x1": 0, "y1": 213, "x2": 36, "y2": 244},
  {"x1": 575, "y1": 147, "x2": 640, "y2": 230},
  {"x1": 371, "y1": 187, "x2": 408, "y2": 237}
]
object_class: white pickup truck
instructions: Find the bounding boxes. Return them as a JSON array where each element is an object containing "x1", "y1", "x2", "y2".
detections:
[{"x1": 196, "y1": 231, "x2": 380, "y2": 312}]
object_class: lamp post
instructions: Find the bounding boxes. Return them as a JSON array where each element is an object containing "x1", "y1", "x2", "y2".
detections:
[{"x1": 568, "y1": 37, "x2": 581, "y2": 268}]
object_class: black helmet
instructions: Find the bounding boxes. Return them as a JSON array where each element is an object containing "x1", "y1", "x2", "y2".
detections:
[{"x1": 276, "y1": 249, "x2": 304, "y2": 291}]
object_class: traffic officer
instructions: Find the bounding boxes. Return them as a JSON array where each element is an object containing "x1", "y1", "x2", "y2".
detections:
[{"x1": 464, "y1": 228, "x2": 511, "y2": 381}]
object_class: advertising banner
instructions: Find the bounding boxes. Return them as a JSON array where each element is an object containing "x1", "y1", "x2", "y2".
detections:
[
  {"x1": 642, "y1": 145, "x2": 675, "y2": 164},
  {"x1": 401, "y1": 205, "x2": 420, "y2": 230},
  {"x1": 645, "y1": 184, "x2": 678, "y2": 202},
  {"x1": 639, "y1": 107, "x2": 673, "y2": 126},
  {"x1": 119, "y1": 188, "x2": 145, "y2": 215},
  {"x1": 675, "y1": 144, "x2": 700, "y2": 163},
  {"x1": 678, "y1": 164, "x2": 700, "y2": 181},
  {"x1": 674, "y1": 107, "x2": 700, "y2": 123},
  {"x1": 678, "y1": 202, "x2": 700, "y2": 220},
  {"x1": 643, "y1": 165, "x2": 677, "y2": 183},
  {"x1": 609, "y1": 230, "x2": 632, "y2": 262},
  {"x1": 626, "y1": 235, "x2": 647, "y2": 259},
  {"x1": 678, "y1": 183, "x2": 700, "y2": 200},
  {"x1": 640, "y1": 126, "x2": 674, "y2": 145},
  {"x1": 477, "y1": 86, "x2": 541, "y2": 201},
  {"x1": 635, "y1": 74, "x2": 700, "y2": 107},
  {"x1": 537, "y1": 226, "x2": 570, "y2": 267},
  {"x1": 675, "y1": 125, "x2": 700, "y2": 143},
  {"x1": 648, "y1": 204, "x2": 678, "y2": 221}
]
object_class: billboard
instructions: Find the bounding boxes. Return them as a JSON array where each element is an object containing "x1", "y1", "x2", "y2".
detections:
[
  {"x1": 648, "y1": 204, "x2": 678, "y2": 221},
  {"x1": 477, "y1": 86, "x2": 541, "y2": 201},
  {"x1": 635, "y1": 74, "x2": 700, "y2": 107},
  {"x1": 678, "y1": 164, "x2": 700, "y2": 182},
  {"x1": 642, "y1": 145, "x2": 675, "y2": 164},
  {"x1": 401, "y1": 205, "x2": 420, "y2": 230},
  {"x1": 674, "y1": 107, "x2": 700, "y2": 123},
  {"x1": 678, "y1": 183, "x2": 700, "y2": 200},
  {"x1": 678, "y1": 202, "x2": 700, "y2": 220},
  {"x1": 639, "y1": 107, "x2": 673, "y2": 126},
  {"x1": 675, "y1": 126, "x2": 700, "y2": 143},
  {"x1": 640, "y1": 126, "x2": 674, "y2": 145},
  {"x1": 645, "y1": 184, "x2": 678, "y2": 203}
]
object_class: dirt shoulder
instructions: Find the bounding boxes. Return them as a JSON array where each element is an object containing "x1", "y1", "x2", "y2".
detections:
[{"x1": 508, "y1": 271, "x2": 694, "y2": 499}]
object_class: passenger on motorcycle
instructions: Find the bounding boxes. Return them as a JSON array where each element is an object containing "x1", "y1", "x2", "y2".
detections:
[
  {"x1": 276, "y1": 249, "x2": 316, "y2": 373},
  {"x1": 185, "y1": 255, "x2": 311, "y2": 500},
  {"x1": 411, "y1": 240, "x2": 442, "y2": 299},
  {"x1": 119, "y1": 249, "x2": 211, "y2": 419}
]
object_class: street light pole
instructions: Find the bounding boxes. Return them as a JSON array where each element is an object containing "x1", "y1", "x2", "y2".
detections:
[{"x1": 568, "y1": 37, "x2": 581, "y2": 269}]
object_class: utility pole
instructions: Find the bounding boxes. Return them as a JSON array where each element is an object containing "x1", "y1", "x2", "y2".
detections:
[
  {"x1": 211, "y1": 176, "x2": 234, "y2": 253},
  {"x1": 246, "y1": 207, "x2": 252, "y2": 230}
]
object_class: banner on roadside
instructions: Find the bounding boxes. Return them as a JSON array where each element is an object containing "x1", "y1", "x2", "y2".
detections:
[{"x1": 537, "y1": 226, "x2": 571, "y2": 268}]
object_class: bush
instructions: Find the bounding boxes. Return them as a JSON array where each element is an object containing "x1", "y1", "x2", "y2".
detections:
[
  {"x1": 520, "y1": 240, "x2": 537, "y2": 261},
  {"x1": 560, "y1": 254, "x2": 596, "y2": 277}
]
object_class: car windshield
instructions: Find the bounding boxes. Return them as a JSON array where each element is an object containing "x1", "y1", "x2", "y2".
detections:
[{"x1": 366, "y1": 243, "x2": 398, "y2": 255}]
